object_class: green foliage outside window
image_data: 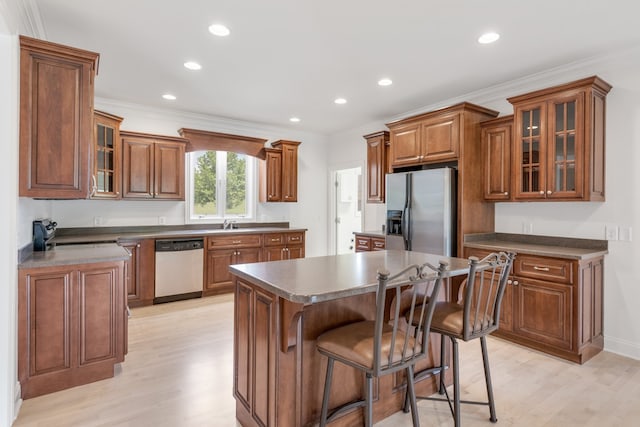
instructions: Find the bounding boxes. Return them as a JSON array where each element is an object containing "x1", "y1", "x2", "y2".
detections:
[{"x1": 193, "y1": 151, "x2": 247, "y2": 216}]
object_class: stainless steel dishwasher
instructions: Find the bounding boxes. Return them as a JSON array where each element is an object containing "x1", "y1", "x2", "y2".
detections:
[{"x1": 154, "y1": 238, "x2": 204, "y2": 303}]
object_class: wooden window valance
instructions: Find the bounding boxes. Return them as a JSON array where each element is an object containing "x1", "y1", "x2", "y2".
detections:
[{"x1": 178, "y1": 128, "x2": 269, "y2": 160}]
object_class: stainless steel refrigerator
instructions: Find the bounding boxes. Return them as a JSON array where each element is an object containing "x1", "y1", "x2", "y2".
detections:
[{"x1": 385, "y1": 167, "x2": 456, "y2": 255}]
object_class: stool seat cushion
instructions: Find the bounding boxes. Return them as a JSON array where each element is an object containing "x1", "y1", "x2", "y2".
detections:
[
  {"x1": 317, "y1": 321, "x2": 420, "y2": 370},
  {"x1": 429, "y1": 302, "x2": 494, "y2": 338}
]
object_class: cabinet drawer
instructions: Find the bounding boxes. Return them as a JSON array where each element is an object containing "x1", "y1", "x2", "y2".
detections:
[
  {"x1": 371, "y1": 237, "x2": 385, "y2": 250},
  {"x1": 207, "y1": 234, "x2": 262, "y2": 249},
  {"x1": 286, "y1": 232, "x2": 304, "y2": 245},
  {"x1": 514, "y1": 255, "x2": 573, "y2": 284},
  {"x1": 355, "y1": 236, "x2": 371, "y2": 251},
  {"x1": 264, "y1": 234, "x2": 285, "y2": 247}
]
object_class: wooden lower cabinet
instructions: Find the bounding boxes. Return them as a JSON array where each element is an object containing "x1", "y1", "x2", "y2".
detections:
[
  {"x1": 205, "y1": 247, "x2": 261, "y2": 295},
  {"x1": 262, "y1": 232, "x2": 305, "y2": 261},
  {"x1": 464, "y1": 247, "x2": 603, "y2": 364},
  {"x1": 18, "y1": 260, "x2": 127, "y2": 398},
  {"x1": 354, "y1": 233, "x2": 386, "y2": 252},
  {"x1": 119, "y1": 239, "x2": 155, "y2": 307}
]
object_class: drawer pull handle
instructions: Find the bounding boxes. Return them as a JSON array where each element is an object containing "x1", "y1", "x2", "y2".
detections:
[
  {"x1": 232, "y1": 240, "x2": 242, "y2": 244},
  {"x1": 533, "y1": 266, "x2": 550, "y2": 271},
  {"x1": 271, "y1": 238, "x2": 280, "y2": 242}
]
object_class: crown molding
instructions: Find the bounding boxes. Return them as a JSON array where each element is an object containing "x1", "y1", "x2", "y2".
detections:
[
  {"x1": 17, "y1": 0, "x2": 45, "y2": 38},
  {"x1": 387, "y1": 44, "x2": 640, "y2": 123},
  {"x1": 95, "y1": 96, "x2": 326, "y2": 144}
]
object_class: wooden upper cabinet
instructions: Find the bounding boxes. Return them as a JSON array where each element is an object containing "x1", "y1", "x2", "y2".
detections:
[
  {"x1": 92, "y1": 111, "x2": 123, "y2": 199},
  {"x1": 508, "y1": 76, "x2": 611, "y2": 201},
  {"x1": 363, "y1": 131, "x2": 389, "y2": 203},
  {"x1": 19, "y1": 36, "x2": 99, "y2": 199},
  {"x1": 481, "y1": 115, "x2": 513, "y2": 201},
  {"x1": 121, "y1": 131, "x2": 186, "y2": 200},
  {"x1": 259, "y1": 140, "x2": 301, "y2": 203},
  {"x1": 387, "y1": 103, "x2": 497, "y2": 169}
]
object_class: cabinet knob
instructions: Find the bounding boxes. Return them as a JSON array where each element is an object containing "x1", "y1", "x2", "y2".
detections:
[
  {"x1": 136, "y1": 244, "x2": 140, "y2": 248},
  {"x1": 539, "y1": 191, "x2": 545, "y2": 195},
  {"x1": 513, "y1": 280, "x2": 519, "y2": 286},
  {"x1": 504, "y1": 192, "x2": 509, "y2": 196},
  {"x1": 547, "y1": 190, "x2": 552, "y2": 195},
  {"x1": 507, "y1": 279, "x2": 512, "y2": 285}
]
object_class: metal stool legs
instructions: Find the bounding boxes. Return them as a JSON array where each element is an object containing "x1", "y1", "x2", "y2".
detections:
[
  {"x1": 320, "y1": 358, "x2": 334, "y2": 427},
  {"x1": 480, "y1": 336, "x2": 497, "y2": 423}
]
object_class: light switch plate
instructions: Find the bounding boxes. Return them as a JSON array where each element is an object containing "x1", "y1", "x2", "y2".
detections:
[
  {"x1": 605, "y1": 225, "x2": 619, "y2": 241},
  {"x1": 619, "y1": 226, "x2": 633, "y2": 242}
]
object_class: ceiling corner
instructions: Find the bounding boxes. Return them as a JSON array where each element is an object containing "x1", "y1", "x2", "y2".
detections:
[{"x1": 18, "y1": 0, "x2": 46, "y2": 38}]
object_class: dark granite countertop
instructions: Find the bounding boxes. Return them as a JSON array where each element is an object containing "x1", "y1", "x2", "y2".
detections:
[
  {"x1": 53, "y1": 223, "x2": 306, "y2": 245},
  {"x1": 229, "y1": 250, "x2": 470, "y2": 304},
  {"x1": 464, "y1": 233, "x2": 608, "y2": 260},
  {"x1": 353, "y1": 230, "x2": 386, "y2": 239},
  {"x1": 19, "y1": 243, "x2": 129, "y2": 269}
]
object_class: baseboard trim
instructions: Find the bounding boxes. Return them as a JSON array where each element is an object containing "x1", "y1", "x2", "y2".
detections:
[
  {"x1": 604, "y1": 336, "x2": 640, "y2": 361},
  {"x1": 13, "y1": 381, "x2": 22, "y2": 423}
]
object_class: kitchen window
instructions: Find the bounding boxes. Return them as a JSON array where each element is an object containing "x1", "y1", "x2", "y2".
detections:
[{"x1": 186, "y1": 151, "x2": 256, "y2": 222}]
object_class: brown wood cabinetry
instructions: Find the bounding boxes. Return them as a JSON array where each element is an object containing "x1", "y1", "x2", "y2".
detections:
[
  {"x1": 205, "y1": 234, "x2": 263, "y2": 296},
  {"x1": 262, "y1": 232, "x2": 305, "y2": 261},
  {"x1": 363, "y1": 131, "x2": 390, "y2": 203},
  {"x1": 507, "y1": 76, "x2": 611, "y2": 201},
  {"x1": 259, "y1": 140, "x2": 301, "y2": 202},
  {"x1": 19, "y1": 36, "x2": 99, "y2": 199},
  {"x1": 464, "y1": 246, "x2": 604, "y2": 364},
  {"x1": 119, "y1": 239, "x2": 155, "y2": 307},
  {"x1": 121, "y1": 131, "x2": 187, "y2": 200},
  {"x1": 353, "y1": 232, "x2": 385, "y2": 252},
  {"x1": 92, "y1": 110, "x2": 123, "y2": 199},
  {"x1": 386, "y1": 103, "x2": 499, "y2": 256},
  {"x1": 18, "y1": 260, "x2": 126, "y2": 398},
  {"x1": 481, "y1": 115, "x2": 513, "y2": 201}
]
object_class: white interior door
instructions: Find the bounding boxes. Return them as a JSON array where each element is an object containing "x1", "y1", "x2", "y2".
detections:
[{"x1": 334, "y1": 167, "x2": 362, "y2": 254}]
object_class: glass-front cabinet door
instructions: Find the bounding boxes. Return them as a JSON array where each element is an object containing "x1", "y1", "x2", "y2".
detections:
[
  {"x1": 514, "y1": 102, "x2": 546, "y2": 199},
  {"x1": 92, "y1": 111, "x2": 123, "y2": 199},
  {"x1": 547, "y1": 93, "x2": 584, "y2": 199}
]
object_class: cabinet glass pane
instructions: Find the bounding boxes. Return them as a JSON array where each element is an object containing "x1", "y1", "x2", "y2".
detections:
[
  {"x1": 555, "y1": 135, "x2": 565, "y2": 161},
  {"x1": 532, "y1": 109, "x2": 540, "y2": 136},
  {"x1": 97, "y1": 126, "x2": 105, "y2": 147},
  {"x1": 106, "y1": 151, "x2": 113, "y2": 170},
  {"x1": 522, "y1": 111, "x2": 530, "y2": 136},
  {"x1": 106, "y1": 127, "x2": 114, "y2": 148},
  {"x1": 97, "y1": 171, "x2": 105, "y2": 192},
  {"x1": 555, "y1": 164, "x2": 576, "y2": 192},
  {"x1": 532, "y1": 140, "x2": 539, "y2": 163},
  {"x1": 97, "y1": 149, "x2": 105, "y2": 169},
  {"x1": 567, "y1": 134, "x2": 575, "y2": 161},
  {"x1": 567, "y1": 101, "x2": 575, "y2": 130},
  {"x1": 556, "y1": 104, "x2": 564, "y2": 132}
]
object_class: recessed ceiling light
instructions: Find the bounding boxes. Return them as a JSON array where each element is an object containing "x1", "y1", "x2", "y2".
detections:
[
  {"x1": 378, "y1": 78, "x2": 393, "y2": 86},
  {"x1": 162, "y1": 94, "x2": 177, "y2": 100},
  {"x1": 478, "y1": 32, "x2": 500, "y2": 44},
  {"x1": 289, "y1": 117, "x2": 301, "y2": 123},
  {"x1": 209, "y1": 24, "x2": 230, "y2": 37},
  {"x1": 334, "y1": 98, "x2": 347, "y2": 105},
  {"x1": 184, "y1": 61, "x2": 202, "y2": 70}
]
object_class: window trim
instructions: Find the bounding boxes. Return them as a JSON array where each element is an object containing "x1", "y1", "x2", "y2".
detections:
[{"x1": 184, "y1": 150, "x2": 257, "y2": 224}]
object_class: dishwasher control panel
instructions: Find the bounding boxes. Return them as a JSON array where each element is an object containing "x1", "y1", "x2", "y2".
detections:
[{"x1": 155, "y1": 238, "x2": 204, "y2": 252}]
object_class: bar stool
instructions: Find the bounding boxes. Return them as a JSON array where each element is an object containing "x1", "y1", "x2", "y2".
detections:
[
  {"x1": 316, "y1": 260, "x2": 449, "y2": 427},
  {"x1": 405, "y1": 251, "x2": 515, "y2": 426}
]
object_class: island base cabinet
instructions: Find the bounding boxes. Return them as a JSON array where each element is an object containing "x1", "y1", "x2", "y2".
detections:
[
  {"x1": 18, "y1": 261, "x2": 126, "y2": 398},
  {"x1": 233, "y1": 278, "x2": 448, "y2": 427}
]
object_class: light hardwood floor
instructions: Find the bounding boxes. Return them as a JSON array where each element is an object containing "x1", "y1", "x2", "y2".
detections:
[{"x1": 14, "y1": 294, "x2": 640, "y2": 427}]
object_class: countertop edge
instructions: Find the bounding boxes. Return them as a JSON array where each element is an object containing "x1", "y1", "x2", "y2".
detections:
[
  {"x1": 19, "y1": 244, "x2": 129, "y2": 269},
  {"x1": 464, "y1": 241, "x2": 608, "y2": 260}
]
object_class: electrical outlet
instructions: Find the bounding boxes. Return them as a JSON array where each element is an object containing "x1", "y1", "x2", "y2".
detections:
[
  {"x1": 93, "y1": 216, "x2": 103, "y2": 226},
  {"x1": 522, "y1": 222, "x2": 533, "y2": 234},
  {"x1": 605, "y1": 225, "x2": 619, "y2": 241},
  {"x1": 619, "y1": 226, "x2": 633, "y2": 242},
  {"x1": 158, "y1": 216, "x2": 166, "y2": 225}
]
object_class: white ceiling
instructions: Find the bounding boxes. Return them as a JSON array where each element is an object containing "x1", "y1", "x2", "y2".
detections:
[{"x1": 32, "y1": 0, "x2": 640, "y2": 135}]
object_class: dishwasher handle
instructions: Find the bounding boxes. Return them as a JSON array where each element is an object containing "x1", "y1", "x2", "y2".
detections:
[{"x1": 155, "y1": 238, "x2": 204, "y2": 252}]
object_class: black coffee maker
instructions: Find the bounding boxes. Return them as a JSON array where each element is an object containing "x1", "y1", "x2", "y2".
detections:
[{"x1": 33, "y1": 219, "x2": 57, "y2": 251}]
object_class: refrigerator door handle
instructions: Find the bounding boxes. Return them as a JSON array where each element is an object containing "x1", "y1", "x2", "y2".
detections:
[{"x1": 403, "y1": 206, "x2": 411, "y2": 250}]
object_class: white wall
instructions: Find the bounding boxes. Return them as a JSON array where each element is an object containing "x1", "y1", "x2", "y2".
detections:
[
  {"x1": 0, "y1": 2, "x2": 20, "y2": 426},
  {"x1": 46, "y1": 99, "x2": 330, "y2": 257},
  {"x1": 328, "y1": 46, "x2": 640, "y2": 360}
]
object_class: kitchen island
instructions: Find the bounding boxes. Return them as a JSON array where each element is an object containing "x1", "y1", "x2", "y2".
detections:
[{"x1": 229, "y1": 250, "x2": 471, "y2": 427}]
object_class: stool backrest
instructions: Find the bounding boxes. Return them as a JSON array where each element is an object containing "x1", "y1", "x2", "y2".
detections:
[
  {"x1": 373, "y1": 260, "x2": 448, "y2": 376},
  {"x1": 459, "y1": 252, "x2": 515, "y2": 340}
]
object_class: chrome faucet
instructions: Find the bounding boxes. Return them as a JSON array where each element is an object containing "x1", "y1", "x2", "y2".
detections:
[{"x1": 222, "y1": 219, "x2": 236, "y2": 230}]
